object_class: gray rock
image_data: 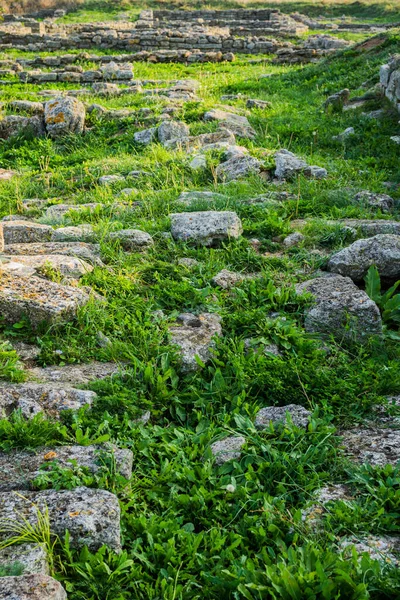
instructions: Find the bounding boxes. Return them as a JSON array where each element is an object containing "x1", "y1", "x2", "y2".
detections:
[
  {"x1": 44, "y1": 203, "x2": 102, "y2": 221},
  {"x1": 255, "y1": 404, "x2": 311, "y2": 429},
  {"x1": 44, "y1": 97, "x2": 85, "y2": 138},
  {"x1": 0, "y1": 444, "x2": 133, "y2": 491},
  {"x1": 170, "y1": 210, "x2": 243, "y2": 246},
  {"x1": 211, "y1": 436, "x2": 245, "y2": 465},
  {"x1": 246, "y1": 99, "x2": 272, "y2": 109},
  {"x1": 296, "y1": 275, "x2": 382, "y2": 341},
  {"x1": 134, "y1": 127, "x2": 157, "y2": 145},
  {"x1": 92, "y1": 82, "x2": 120, "y2": 96},
  {"x1": 339, "y1": 219, "x2": 400, "y2": 237},
  {"x1": 283, "y1": 232, "x2": 305, "y2": 247},
  {"x1": 0, "y1": 115, "x2": 45, "y2": 140},
  {"x1": 2, "y1": 221, "x2": 53, "y2": 244},
  {"x1": 9, "y1": 101, "x2": 45, "y2": 115},
  {"x1": 216, "y1": 155, "x2": 261, "y2": 182},
  {"x1": 10, "y1": 341, "x2": 41, "y2": 364},
  {"x1": 0, "y1": 273, "x2": 91, "y2": 329},
  {"x1": 0, "y1": 487, "x2": 120, "y2": 551},
  {"x1": 212, "y1": 269, "x2": 247, "y2": 289},
  {"x1": 108, "y1": 229, "x2": 153, "y2": 250},
  {"x1": 169, "y1": 313, "x2": 222, "y2": 371},
  {"x1": 332, "y1": 127, "x2": 355, "y2": 141},
  {"x1": 324, "y1": 88, "x2": 350, "y2": 111},
  {"x1": 327, "y1": 234, "x2": 400, "y2": 280},
  {"x1": 275, "y1": 149, "x2": 327, "y2": 180},
  {"x1": 341, "y1": 426, "x2": 400, "y2": 467},
  {"x1": 189, "y1": 154, "x2": 207, "y2": 170},
  {"x1": 303, "y1": 484, "x2": 354, "y2": 531},
  {"x1": 177, "y1": 191, "x2": 227, "y2": 205},
  {"x1": 4, "y1": 242, "x2": 101, "y2": 265},
  {"x1": 178, "y1": 257, "x2": 199, "y2": 268},
  {"x1": 185, "y1": 128, "x2": 236, "y2": 153},
  {"x1": 0, "y1": 383, "x2": 96, "y2": 419},
  {"x1": 0, "y1": 575, "x2": 66, "y2": 600},
  {"x1": 353, "y1": 191, "x2": 394, "y2": 212},
  {"x1": 204, "y1": 109, "x2": 256, "y2": 139},
  {"x1": 2, "y1": 255, "x2": 93, "y2": 279},
  {"x1": 27, "y1": 361, "x2": 124, "y2": 386},
  {"x1": 340, "y1": 536, "x2": 400, "y2": 565},
  {"x1": 98, "y1": 175, "x2": 125, "y2": 186},
  {"x1": 52, "y1": 225, "x2": 96, "y2": 243},
  {"x1": 0, "y1": 544, "x2": 48, "y2": 575},
  {"x1": 128, "y1": 170, "x2": 151, "y2": 178},
  {"x1": 158, "y1": 120, "x2": 190, "y2": 148}
]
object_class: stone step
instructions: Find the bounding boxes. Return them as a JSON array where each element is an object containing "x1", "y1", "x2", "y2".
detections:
[
  {"x1": 2, "y1": 221, "x2": 53, "y2": 245},
  {"x1": 0, "y1": 444, "x2": 133, "y2": 491},
  {"x1": 0, "y1": 383, "x2": 96, "y2": 418},
  {"x1": 0, "y1": 487, "x2": 121, "y2": 551},
  {"x1": 0, "y1": 574, "x2": 66, "y2": 600},
  {"x1": 0, "y1": 273, "x2": 92, "y2": 329}
]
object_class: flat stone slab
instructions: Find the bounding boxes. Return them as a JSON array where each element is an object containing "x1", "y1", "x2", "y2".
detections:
[
  {"x1": 2, "y1": 221, "x2": 53, "y2": 245},
  {"x1": 2, "y1": 255, "x2": 93, "y2": 279},
  {"x1": 0, "y1": 444, "x2": 133, "y2": 491},
  {"x1": 170, "y1": 211, "x2": 243, "y2": 246},
  {"x1": 211, "y1": 435, "x2": 246, "y2": 465},
  {"x1": 341, "y1": 426, "x2": 400, "y2": 466},
  {"x1": 27, "y1": 361, "x2": 125, "y2": 386},
  {"x1": 52, "y1": 225, "x2": 96, "y2": 242},
  {"x1": 0, "y1": 543, "x2": 48, "y2": 575},
  {"x1": 44, "y1": 203, "x2": 103, "y2": 221},
  {"x1": 169, "y1": 313, "x2": 222, "y2": 371},
  {"x1": 0, "y1": 383, "x2": 96, "y2": 418},
  {"x1": 0, "y1": 487, "x2": 120, "y2": 550},
  {"x1": 255, "y1": 404, "x2": 311, "y2": 429},
  {"x1": 4, "y1": 242, "x2": 102, "y2": 265},
  {"x1": 0, "y1": 575, "x2": 66, "y2": 600},
  {"x1": 340, "y1": 219, "x2": 400, "y2": 236},
  {"x1": 0, "y1": 273, "x2": 91, "y2": 328}
]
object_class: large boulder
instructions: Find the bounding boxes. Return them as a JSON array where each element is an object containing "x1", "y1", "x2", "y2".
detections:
[
  {"x1": 44, "y1": 97, "x2": 85, "y2": 138},
  {"x1": 327, "y1": 234, "x2": 400, "y2": 280},
  {"x1": 296, "y1": 275, "x2": 382, "y2": 341},
  {"x1": 170, "y1": 210, "x2": 243, "y2": 246}
]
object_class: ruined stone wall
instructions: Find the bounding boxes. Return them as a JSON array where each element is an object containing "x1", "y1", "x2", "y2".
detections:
[{"x1": 380, "y1": 55, "x2": 400, "y2": 113}]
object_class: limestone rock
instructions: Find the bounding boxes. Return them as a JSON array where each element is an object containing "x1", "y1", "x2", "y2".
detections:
[
  {"x1": 177, "y1": 191, "x2": 227, "y2": 205},
  {"x1": 340, "y1": 536, "x2": 400, "y2": 565},
  {"x1": 2, "y1": 221, "x2": 53, "y2": 244},
  {"x1": 134, "y1": 127, "x2": 157, "y2": 145},
  {"x1": 0, "y1": 383, "x2": 96, "y2": 418},
  {"x1": 170, "y1": 210, "x2": 243, "y2": 246},
  {"x1": 92, "y1": 82, "x2": 120, "y2": 96},
  {"x1": 44, "y1": 97, "x2": 85, "y2": 138},
  {"x1": 275, "y1": 149, "x2": 327, "y2": 180},
  {"x1": 9, "y1": 101, "x2": 45, "y2": 115},
  {"x1": 185, "y1": 128, "x2": 236, "y2": 153},
  {"x1": 189, "y1": 155, "x2": 207, "y2": 170},
  {"x1": 0, "y1": 544, "x2": 48, "y2": 575},
  {"x1": 0, "y1": 444, "x2": 133, "y2": 491},
  {"x1": 204, "y1": 109, "x2": 256, "y2": 139},
  {"x1": 0, "y1": 575, "x2": 66, "y2": 600},
  {"x1": 327, "y1": 234, "x2": 400, "y2": 280},
  {"x1": 27, "y1": 361, "x2": 124, "y2": 386},
  {"x1": 158, "y1": 120, "x2": 190, "y2": 148},
  {"x1": 212, "y1": 269, "x2": 247, "y2": 289},
  {"x1": 339, "y1": 219, "x2": 400, "y2": 237},
  {"x1": 44, "y1": 203, "x2": 102, "y2": 221},
  {"x1": 353, "y1": 191, "x2": 394, "y2": 212},
  {"x1": 178, "y1": 258, "x2": 199, "y2": 268},
  {"x1": 341, "y1": 426, "x2": 400, "y2": 466},
  {"x1": 0, "y1": 115, "x2": 45, "y2": 140},
  {"x1": 4, "y1": 242, "x2": 101, "y2": 265},
  {"x1": 211, "y1": 436, "x2": 245, "y2": 465},
  {"x1": 169, "y1": 312, "x2": 222, "y2": 371},
  {"x1": 296, "y1": 275, "x2": 382, "y2": 341},
  {"x1": 108, "y1": 229, "x2": 153, "y2": 250},
  {"x1": 323, "y1": 88, "x2": 350, "y2": 111},
  {"x1": 52, "y1": 225, "x2": 96, "y2": 243},
  {"x1": 246, "y1": 99, "x2": 272, "y2": 109},
  {"x1": 0, "y1": 273, "x2": 91, "y2": 328},
  {"x1": 2, "y1": 255, "x2": 93, "y2": 279},
  {"x1": 0, "y1": 487, "x2": 120, "y2": 551},
  {"x1": 255, "y1": 404, "x2": 311, "y2": 429},
  {"x1": 216, "y1": 155, "x2": 261, "y2": 182},
  {"x1": 283, "y1": 232, "x2": 305, "y2": 247}
]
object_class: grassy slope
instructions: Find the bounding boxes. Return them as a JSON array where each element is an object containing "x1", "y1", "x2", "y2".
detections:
[{"x1": 0, "y1": 6, "x2": 399, "y2": 600}]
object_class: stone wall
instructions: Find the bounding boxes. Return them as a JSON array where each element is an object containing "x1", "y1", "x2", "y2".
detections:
[{"x1": 380, "y1": 55, "x2": 400, "y2": 113}]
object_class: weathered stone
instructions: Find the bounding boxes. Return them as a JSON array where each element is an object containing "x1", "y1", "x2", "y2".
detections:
[
  {"x1": 283, "y1": 232, "x2": 305, "y2": 247},
  {"x1": 4, "y1": 242, "x2": 101, "y2": 265},
  {"x1": 177, "y1": 191, "x2": 227, "y2": 205},
  {"x1": 51, "y1": 225, "x2": 96, "y2": 243},
  {"x1": 44, "y1": 97, "x2": 85, "y2": 138},
  {"x1": 332, "y1": 126, "x2": 355, "y2": 141},
  {"x1": 0, "y1": 544, "x2": 48, "y2": 575},
  {"x1": 92, "y1": 82, "x2": 120, "y2": 96},
  {"x1": 2, "y1": 221, "x2": 53, "y2": 244},
  {"x1": 9, "y1": 101, "x2": 45, "y2": 115},
  {"x1": 327, "y1": 234, "x2": 400, "y2": 281},
  {"x1": 189, "y1": 154, "x2": 207, "y2": 170},
  {"x1": 339, "y1": 219, "x2": 400, "y2": 237},
  {"x1": 296, "y1": 275, "x2": 382, "y2": 341},
  {"x1": 178, "y1": 257, "x2": 200, "y2": 268},
  {"x1": 0, "y1": 273, "x2": 91, "y2": 328},
  {"x1": 204, "y1": 109, "x2": 256, "y2": 139},
  {"x1": 255, "y1": 404, "x2": 311, "y2": 429},
  {"x1": 212, "y1": 269, "x2": 247, "y2": 289},
  {"x1": 246, "y1": 99, "x2": 272, "y2": 109},
  {"x1": 0, "y1": 487, "x2": 120, "y2": 551},
  {"x1": 0, "y1": 115, "x2": 45, "y2": 140},
  {"x1": 340, "y1": 536, "x2": 400, "y2": 565},
  {"x1": 10, "y1": 341, "x2": 41, "y2": 364},
  {"x1": 170, "y1": 210, "x2": 243, "y2": 246},
  {"x1": 323, "y1": 88, "x2": 350, "y2": 111},
  {"x1": 0, "y1": 260, "x2": 36, "y2": 277},
  {"x1": 275, "y1": 149, "x2": 327, "y2": 180},
  {"x1": 303, "y1": 484, "x2": 354, "y2": 531},
  {"x1": 0, "y1": 575, "x2": 66, "y2": 600},
  {"x1": 134, "y1": 127, "x2": 157, "y2": 145},
  {"x1": 0, "y1": 444, "x2": 133, "y2": 491},
  {"x1": 216, "y1": 154, "x2": 261, "y2": 181},
  {"x1": 158, "y1": 120, "x2": 190, "y2": 147},
  {"x1": 169, "y1": 312, "x2": 222, "y2": 371},
  {"x1": 0, "y1": 169, "x2": 17, "y2": 181},
  {"x1": 27, "y1": 361, "x2": 124, "y2": 386},
  {"x1": 211, "y1": 435, "x2": 245, "y2": 465},
  {"x1": 44, "y1": 203, "x2": 102, "y2": 221},
  {"x1": 341, "y1": 426, "x2": 400, "y2": 466},
  {"x1": 108, "y1": 229, "x2": 153, "y2": 250},
  {"x1": 184, "y1": 128, "x2": 236, "y2": 153},
  {"x1": 353, "y1": 191, "x2": 394, "y2": 212},
  {"x1": 0, "y1": 383, "x2": 96, "y2": 418},
  {"x1": 98, "y1": 175, "x2": 125, "y2": 186},
  {"x1": 2, "y1": 255, "x2": 93, "y2": 279}
]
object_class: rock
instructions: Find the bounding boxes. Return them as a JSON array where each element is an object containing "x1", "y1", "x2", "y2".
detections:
[
  {"x1": 246, "y1": 99, "x2": 272, "y2": 109},
  {"x1": 275, "y1": 149, "x2": 327, "y2": 180},
  {"x1": 296, "y1": 275, "x2": 382, "y2": 341},
  {"x1": 283, "y1": 232, "x2": 305, "y2": 247},
  {"x1": 92, "y1": 82, "x2": 120, "y2": 96},
  {"x1": 339, "y1": 219, "x2": 400, "y2": 237},
  {"x1": 340, "y1": 536, "x2": 400, "y2": 565},
  {"x1": 303, "y1": 484, "x2": 354, "y2": 531},
  {"x1": 211, "y1": 436, "x2": 245, "y2": 465},
  {"x1": 44, "y1": 97, "x2": 85, "y2": 138},
  {"x1": 2, "y1": 221, "x2": 53, "y2": 244},
  {"x1": 2, "y1": 255, "x2": 93, "y2": 279},
  {"x1": 108, "y1": 229, "x2": 153, "y2": 250},
  {"x1": 185, "y1": 128, "x2": 236, "y2": 153},
  {"x1": 0, "y1": 260, "x2": 36, "y2": 277},
  {"x1": 27, "y1": 361, "x2": 124, "y2": 386},
  {"x1": 189, "y1": 154, "x2": 207, "y2": 170},
  {"x1": 0, "y1": 383, "x2": 96, "y2": 418},
  {"x1": 323, "y1": 88, "x2": 350, "y2": 111},
  {"x1": 177, "y1": 191, "x2": 227, "y2": 205},
  {"x1": 332, "y1": 127, "x2": 355, "y2": 141},
  {"x1": 169, "y1": 312, "x2": 222, "y2": 371},
  {"x1": 170, "y1": 211, "x2": 243, "y2": 246},
  {"x1": 0, "y1": 273, "x2": 91, "y2": 328},
  {"x1": 0, "y1": 544, "x2": 48, "y2": 575},
  {"x1": 44, "y1": 203, "x2": 102, "y2": 221},
  {"x1": 0, "y1": 169, "x2": 17, "y2": 181},
  {"x1": 178, "y1": 257, "x2": 199, "y2": 268},
  {"x1": 134, "y1": 127, "x2": 157, "y2": 145},
  {"x1": 327, "y1": 234, "x2": 400, "y2": 281},
  {"x1": 212, "y1": 269, "x2": 247, "y2": 289},
  {"x1": 353, "y1": 191, "x2": 394, "y2": 212},
  {"x1": 0, "y1": 115, "x2": 45, "y2": 140},
  {"x1": 118, "y1": 188, "x2": 137, "y2": 197},
  {"x1": 255, "y1": 404, "x2": 311, "y2": 429},
  {"x1": 4, "y1": 242, "x2": 101, "y2": 265},
  {"x1": 0, "y1": 487, "x2": 120, "y2": 551},
  {"x1": 9, "y1": 101, "x2": 45, "y2": 115},
  {"x1": 52, "y1": 225, "x2": 96, "y2": 243},
  {"x1": 0, "y1": 444, "x2": 133, "y2": 491},
  {"x1": 10, "y1": 341, "x2": 41, "y2": 364},
  {"x1": 0, "y1": 575, "x2": 67, "y2": 600},
  {"x1": 216, "y1": 154, "x2": 261, "y2": 182},
  {"x1": 204, "y1": 109, "x2": 256, "y2": 139},
  {"x1": 87, "y1": 103, "x2": 109, "y2": 116},
  {"x1": 98, "y1": 175, "x2": 125, "y2": 186},
  {"x1": 157, "y1": 120, "x2": 190, "y2": 148},
  {"x1": 341, "y1": 426, "x2": 400, "y2": 466}
]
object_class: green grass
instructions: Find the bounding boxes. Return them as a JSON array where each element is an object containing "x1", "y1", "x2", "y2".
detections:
[{"x1": 0, "y1": 9, "x2": 399, "y2": 598}]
